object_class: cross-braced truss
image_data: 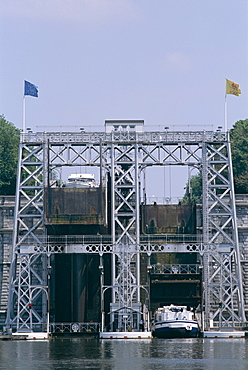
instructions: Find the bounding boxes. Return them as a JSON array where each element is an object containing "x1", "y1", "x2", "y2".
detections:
[
  {"x1": 109, "y1": 141, "x2": 141, "y2": 321},
  {"x1": 201, "y1": 140, "x2": 245, "y2": 327},
  {"x1": 15, "y1": 254, "x2": 48, "y2": 330},
  {"x1": 6, "y1": 129, "x2": 245, "y2": 330}
]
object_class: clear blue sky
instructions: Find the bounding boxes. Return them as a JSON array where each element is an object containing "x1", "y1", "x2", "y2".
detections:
[{"x1": 0, "y1": 0, "x2": 247, "y2": 198}]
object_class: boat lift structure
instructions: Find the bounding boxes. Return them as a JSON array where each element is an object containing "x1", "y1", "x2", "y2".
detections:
[{"x1": 5, "y1": 120, "x2": 246, "y2": 333}]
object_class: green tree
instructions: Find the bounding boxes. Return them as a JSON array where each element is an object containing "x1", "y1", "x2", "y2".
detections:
[
  {"x1": 182, "y1": 119, "x2": 248, "y2": 201},
  {"x1": 182, "y1": 172, "x2": 202, "y2": 204},
  {"x1": 0, "y1": 115, "x2": 20, "y2": 195},
  {"x1": 229, "y1": 119, "x2": 248, "y2": 193}
]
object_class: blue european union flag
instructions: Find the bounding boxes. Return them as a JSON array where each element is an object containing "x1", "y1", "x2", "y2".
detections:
[{"x1": 24, "y1": 80, "x2": 38, "y2": 97}]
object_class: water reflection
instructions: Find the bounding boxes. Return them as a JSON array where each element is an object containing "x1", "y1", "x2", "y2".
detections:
[{"x1": 0, "y1": 337, "x2": 247, "y2": 370}]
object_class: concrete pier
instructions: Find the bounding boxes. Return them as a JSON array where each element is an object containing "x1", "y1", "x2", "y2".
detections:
[
  {"x1": 100, "y1": 331, "x2": 152, "y2": 339},
  {"x1": 203, "y1": 330, "x2": 245, "y2": 338}
]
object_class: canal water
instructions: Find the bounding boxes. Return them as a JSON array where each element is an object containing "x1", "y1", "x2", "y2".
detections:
[{"x1": 0, "y1": 337, "x2": 247, "y2": 369}]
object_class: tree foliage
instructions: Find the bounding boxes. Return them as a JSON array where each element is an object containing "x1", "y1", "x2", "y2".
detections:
[
  {"x1": 182, "y1": 118, "x2": 248, "y2": 202},
  {"x1": 229, "y1": 119, "x2": 248, "y2": 193},
  {"x1": 182, "y1": 172, "x2": 202, "y2": 204},
  {"x1": 0, "y1": 115, "x2": 20, "y2": 195}
]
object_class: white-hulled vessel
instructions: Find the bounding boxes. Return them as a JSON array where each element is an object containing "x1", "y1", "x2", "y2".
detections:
[
  {"x1": 62, "y1": 174, "x2": 99, "y2": 188},
  {"x1": 152, "y1": 304, "x2": 200, "y2": 338}
]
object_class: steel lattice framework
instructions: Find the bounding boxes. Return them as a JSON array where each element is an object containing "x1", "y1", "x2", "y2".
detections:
[{"x1": 6, "y1": 129, "x2": 245, "y2": 331}]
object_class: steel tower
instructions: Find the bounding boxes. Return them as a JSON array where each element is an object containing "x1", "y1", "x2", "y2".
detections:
[{"x1": 6, "y1": 123, "x2": 245, "y2": 331}]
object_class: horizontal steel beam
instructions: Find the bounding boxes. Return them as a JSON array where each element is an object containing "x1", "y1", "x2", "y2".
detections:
[
  {"x1": 22, "y1": 130, "x2": 227, "y2": 144},
  {"x1": 19, "y1": 242, "x2": 230, "y2": 255}
]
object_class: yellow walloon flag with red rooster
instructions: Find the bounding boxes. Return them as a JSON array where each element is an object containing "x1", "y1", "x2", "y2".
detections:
[{"x1": 226, "y1": 79, "x2": 241, "y2": 96}]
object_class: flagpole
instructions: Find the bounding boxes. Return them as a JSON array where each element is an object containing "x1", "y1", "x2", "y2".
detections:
[
  {"x1": 22, "y1": 94, "x2": 26, "y2": 133},
  {"x1": 224, "y1": 94, "x2": 227, "y2": 133}
]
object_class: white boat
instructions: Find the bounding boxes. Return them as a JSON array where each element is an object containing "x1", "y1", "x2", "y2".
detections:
[
  {"x1": 152, "y1": 304, "x2": 200, "y2": 338},
  {"x1": 62, "y1": 174, "x2": 99, "y2": 188}
]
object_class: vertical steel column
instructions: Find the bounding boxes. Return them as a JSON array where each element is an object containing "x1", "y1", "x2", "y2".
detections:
[
  {"x1": 111, "y1": 139, "x2": 116, "y2": 303},
  {"x1": 201, "y1": 141, "x2": 210, "y2": 330},
  {"x1": 6, "y1": 135, "x2": 48, "y2": 330},
  {"x1": 135, "y1": 142, "x2": 140, "y2": 302},
  {"x1": 41, "y1": 138, "x2": 49, "y2": 326}
]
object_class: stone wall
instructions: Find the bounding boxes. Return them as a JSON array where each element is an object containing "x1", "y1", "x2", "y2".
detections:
[
  {"x1": 235, "y1": 195, "x2": 248, "y2": 312},
  {"x1": 0, "y1": 196, "x2": 15, "y2": 326}
]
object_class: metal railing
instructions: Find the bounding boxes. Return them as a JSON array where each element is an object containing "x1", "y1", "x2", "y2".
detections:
[
  {"x1": 22, "y1": 234, "x2": 203, "y2": 246},
  {"x1": 140, "y1": 234, "x2": 202, "y2": 244},
  {"x1": 142, "y1": 197, "x2": 182, "y2": 205},
  {"x1": 22, "y1": 130, "x2": 227, "y2": 144},
  {"x1": 149, "y1": 264, "x2": 201, "y2": 274},
  {"x1": 50, "y1": 322, "x2": 100, "y2": 334}
]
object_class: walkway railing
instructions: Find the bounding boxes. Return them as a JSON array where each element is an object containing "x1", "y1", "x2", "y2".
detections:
[
  {"x1": 22, "y1": 130, "x2": 227, "y2": 144},
  {"x1": 140, "y1": 234, "x2": 202, "y2": 244},
  {"x1": 23, "y1": 234, "x2": 203, "y2": 245},
  {"x1": 150, "y1": 264, "x2": 201, "y2": 274},
  {"x1": 50, "y1": 322, "x2": 99, "y2": 334}
]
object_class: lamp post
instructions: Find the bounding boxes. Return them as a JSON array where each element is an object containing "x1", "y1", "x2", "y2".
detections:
[
  {"x1": 47, "y1": 260, "x2": 52, "y2": 335},
  {"x1": 99, "y1": 259, "x2": 104, "y2": 332},
  {"x1": 198, "y1": 265, "x2": 204, "y2": 331}
]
